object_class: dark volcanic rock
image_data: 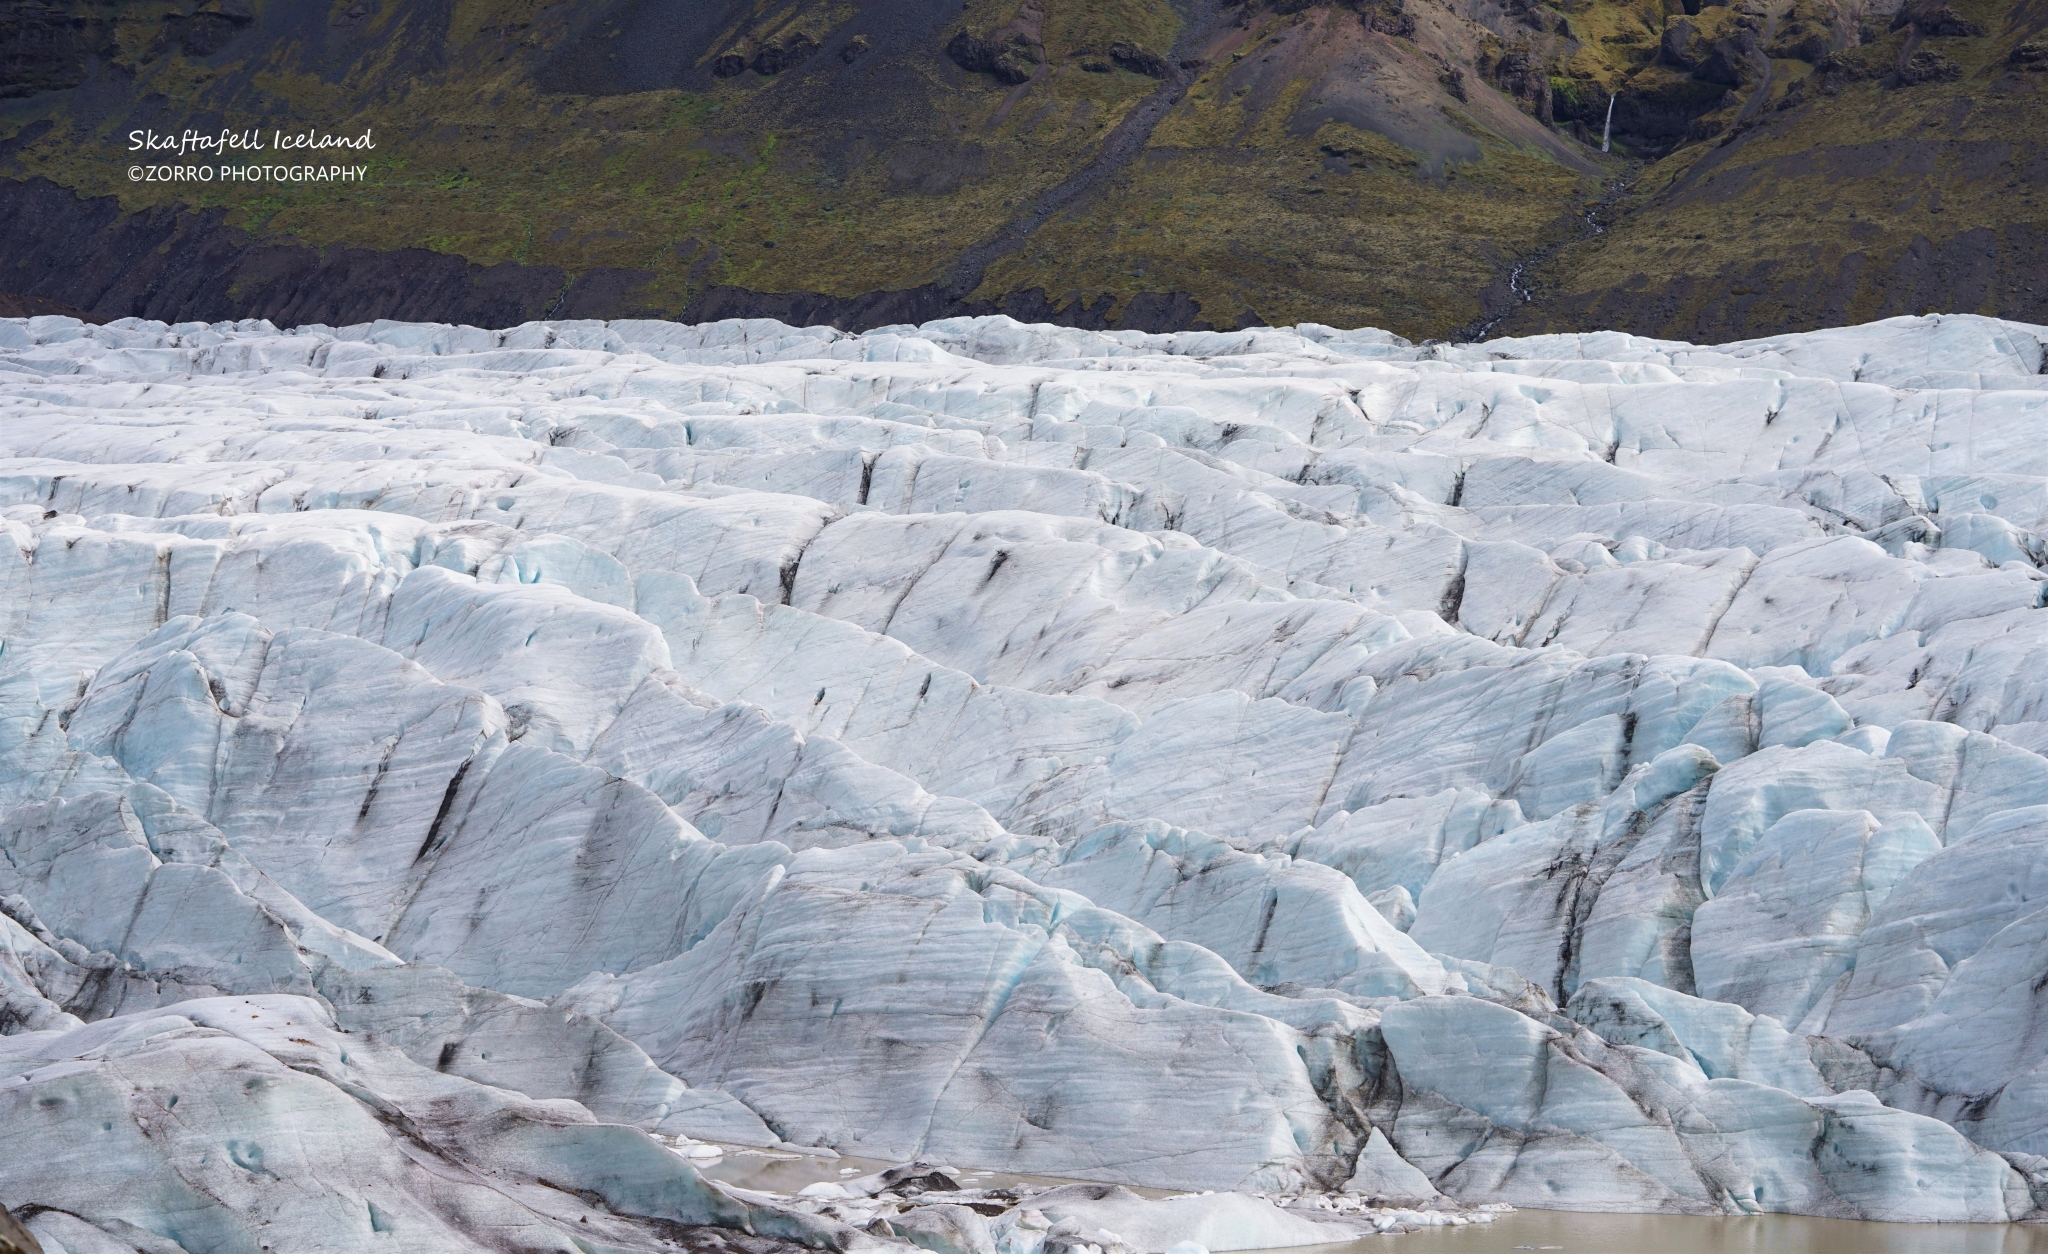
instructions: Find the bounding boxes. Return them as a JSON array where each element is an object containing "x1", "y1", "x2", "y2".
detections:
[
  {"x1": 0, "y1": 3, "x2": 108, "y2": 99},
  {"x1": 1767, "y1": 25, "x2": 1831, "y2": 61},
  {"x1": 0, "y1": 178, "x2": 569, "y2": 327},
  {"x1": 1359, "y1": 1, "x2": 1419, "y2": 38},
  {"x1": 1505, "y1": 221, "x2": 2048, "y2": 343},
  {"x1": 534, "y1": 0, "x2": 958, "y2": 95},
  {"x1": 0, "y1": 1207, "x2": 40, "y2": 1254},
  {"x1": 163, "y1": 2, "x2": 257, "y2": 59},
  {"x1": 1485, "y1": 41, "x2": 1556, "y2": 121},
  {"x1": 0, "y1": 291, "x2": 96, "y2": 320},
  {"x1": 1662, "y1": 15, "x2": 1759, "y2": 86},
  {"x1": 947, "y1": 1, "x2": 1047, "y2": 84},
  {"x1": 1109, "y1": 40, "x2": 1171, "y2": 77},
  {"x1": 1889, "y1": 0, "x2": 1986, "y2": 36},
  {"x1": 0, "y1": 177, "x2": 1214, "y2": 334},
  {"x1": 752, "y1": 33, "x2": 819, "y2": 75},
  {"x1": 1894, "y1": 48, "x2": 1961, "y2": 84},
  {"x1": 948, "y1": 29, "x2": 1043, "y2": 83},
  {"x1": 1611, "y1": 72, "x2": 1728, "y2": 149}
]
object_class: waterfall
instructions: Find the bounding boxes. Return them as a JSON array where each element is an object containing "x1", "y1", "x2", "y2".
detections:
[{"x1": 1602, "y1": 92, "x2": 1616, "y2": 153}]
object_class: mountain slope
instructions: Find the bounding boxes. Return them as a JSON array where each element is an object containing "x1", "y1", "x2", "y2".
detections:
[
  {"x1": 1501, "y1": 0, "x2": 2048, "y2": 339},
  {"x1": 0, "y1": 0, "x2": 2042, "y2": 336}
]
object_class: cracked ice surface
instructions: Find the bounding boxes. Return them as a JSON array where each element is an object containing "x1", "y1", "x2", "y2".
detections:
[{"x1": 4, "y1": 311, "x2": 2048, "y2": 1249}]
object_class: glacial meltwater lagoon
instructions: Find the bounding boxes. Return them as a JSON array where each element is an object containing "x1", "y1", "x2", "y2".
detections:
[{"x1": 1387, "y1": 1209, "x2": 2048, "y2": 1253}]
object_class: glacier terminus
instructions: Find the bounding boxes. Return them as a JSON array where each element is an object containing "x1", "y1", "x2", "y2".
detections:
[{"x1": 3, "y1": 310, "x2": 2048, "y2": 1251}]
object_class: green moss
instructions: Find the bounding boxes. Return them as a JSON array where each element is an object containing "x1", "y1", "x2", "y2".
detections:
[
  {"x1": 4, "y1": 0, "x2": 2038, "y2": 337},
  {"x1": 1514, "y1": 20, "x2": 2048, "y2": 338}
]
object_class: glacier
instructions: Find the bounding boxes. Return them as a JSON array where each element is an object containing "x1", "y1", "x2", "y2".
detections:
[{"x1": 3, "y1": 309, "x2": 2048, "y2": 1250}]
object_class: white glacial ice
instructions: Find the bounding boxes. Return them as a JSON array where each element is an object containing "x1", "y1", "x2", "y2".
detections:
[{"x1": 3, "y1": 310, "x2": 2048, "y2": 1249}]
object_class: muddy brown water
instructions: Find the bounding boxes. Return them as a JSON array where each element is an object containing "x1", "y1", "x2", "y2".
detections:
[{"x1": 1283, "y1": 1211, "x2": 2048, "y2": 1254}]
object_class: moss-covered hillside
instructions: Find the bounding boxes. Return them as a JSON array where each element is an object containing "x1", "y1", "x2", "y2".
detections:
[{"x1": 1, "y1": 0, "x2": 2042, "y2": 337}]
